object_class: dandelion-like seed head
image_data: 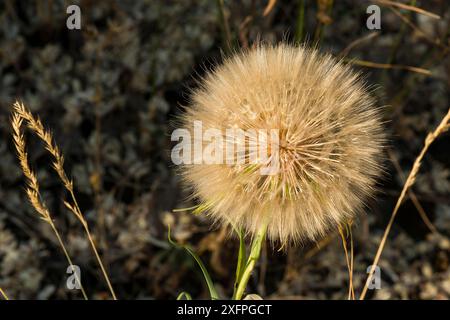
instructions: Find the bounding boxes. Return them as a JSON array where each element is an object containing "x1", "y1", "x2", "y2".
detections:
[{"x1": 179, "y1": 44, "x2": 385, "y2": 245}]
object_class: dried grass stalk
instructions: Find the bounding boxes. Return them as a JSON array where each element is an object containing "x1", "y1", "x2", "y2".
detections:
[
  {"x1": 360, "y1": 107, "x2": 450, "y2": 300},
  {"x1": 11, "y1": 107, "x2": 88, "y2": 300},
  {"x1": 12, "y1": 101, "x2": 117, "y2": 300},
  {"x1": 338, "y1": 223, "x2": 355, "y2": 300},
  {"x1": 374, "y1": 0, "x2": 440, "y2": 19}
]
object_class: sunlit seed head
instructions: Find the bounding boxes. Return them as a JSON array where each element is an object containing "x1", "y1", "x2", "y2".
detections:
[{"x1": 178, "y1": 43, "x2": 385, "y2": 245}]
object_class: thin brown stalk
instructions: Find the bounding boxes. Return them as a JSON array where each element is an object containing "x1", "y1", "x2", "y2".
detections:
[
  {"x1": 339, "y1": 32, "x2": 379, "y2": 58},
  {"x1": 314, "y1": 0, "x2": 334, "y2": 45},
  {"x1": 64, "y1": 196, "x2": 117, "y2": 300},
  {"x1": 374, "y1": 0, "x2": 440, "y2": 19},
  {"x1": 346, "y1": 59, "x2": 431, "y2": 75},
  {"x1": 380, "y1": 0, "x2": 416, "y2": 85},
  {"x1": 360, "y1": 107, "x2": 450, "y2": 300},
  {"x1": 263, "y1": 0, "x2": 277, "y2": 16},
  {"x1": 339, "y1": 224, "x2": 355, "y2": 300},
  {"x1": 388, "y1": 149, "x2": 439, "y2": 235},
  {"x1": 11, "y1": 107, "x2": 88, "y2": 300},
  {"x1": 349, "y1": 226, "x2": 354, "y2": 299},
  {"x1": 12, "y1": 101, "x2": 116, "y2": 300},
  {"x1": 238, "y1": 16, "x2": 253, "y2": 49},
  {"x1": 388, "y1": 6, "x2": 447, "y2": 49}
]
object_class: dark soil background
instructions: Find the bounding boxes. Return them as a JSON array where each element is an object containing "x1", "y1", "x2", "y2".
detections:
[{"x1": 0, "y1": 0, "x2": 449, "y2": 299}]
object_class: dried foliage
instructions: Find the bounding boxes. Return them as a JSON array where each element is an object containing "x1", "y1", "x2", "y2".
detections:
[
  {"x1": 11, "y1": 101, "x2": 115, "y2": 300},
  {"x1": 11, "y1": 103, "x2": 88, "y2": 300},
  {"x1": 361, "y1": 107, "x2": 450, "y2": 299}
]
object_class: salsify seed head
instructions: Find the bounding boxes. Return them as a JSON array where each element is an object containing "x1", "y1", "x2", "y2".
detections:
[{"x1": 178, "y1": 44, "x2": 385, "y2": 245}]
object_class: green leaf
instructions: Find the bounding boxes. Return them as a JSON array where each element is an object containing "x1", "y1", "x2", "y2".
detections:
[
  {"x1": 233, "y1": 221, "x2": 268, "y2": 300},
  {"x1": 176, "y1": 292, "x2": 192, "y2": 300},
  {"x1": 168, "y1": 225, "x2": 220, "y2": 300},
  {"x1": 248, "y1": 224, "x2": 266, "y2": 262}
]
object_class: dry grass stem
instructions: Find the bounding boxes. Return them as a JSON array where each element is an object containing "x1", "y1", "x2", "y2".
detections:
[
  {"x1": 12, "y1": 101, "x2": 117, "y2": 300},
  {"x1": 374, "y1": 0, "x2": 440, "y2": 19},
  {"x1": 347, "y1": 59, "x2": 431, "y2": 75},
  {"x1": 314, "y1": 0, "x2": 334, "y2": 44},
  {"x1": 338, "y1": 224, "x2": 355, "y2": 300},
  {"x1": 263, "y1": 0, "x2": 277, "y2": 16},
  {"x1": 388, "y1": 6, "x2": 448, "y2": 49},
  {"x1": 11, "y1": 105, "x2": 88, "y2": 300},
  {"x1": 360, "y1": 107, "x2": 450, "y2": 300},
  {"x1": 339, "y1": 32, "x2": 380, "y2": 58},
  {"x1": 388, "y1": 149, "x2": 439, "y2": 235}
]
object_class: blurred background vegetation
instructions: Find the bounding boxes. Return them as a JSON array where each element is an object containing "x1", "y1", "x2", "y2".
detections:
[{"x1": 0, "y1": 0, "x2": 449, "y2": 299}]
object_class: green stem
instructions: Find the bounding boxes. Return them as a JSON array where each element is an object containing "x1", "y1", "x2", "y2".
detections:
[
  {"x1": 216, "y1": 0, "x2": 232, "y2": 53},
  {"x1": 232, "y1": 228, "x2": 247, "y2": 299},
  {"x1": 168, "y1": 225, "x2": 220, "y2": 300},
  {"x1": 0, "y1": 287, "x2": 9, "y2": 300},
  {"x1": 294, "y1": 0, "x2": 306, "y2": 44},
  {"x1": 234, "y1": 222, "x2": 268, "y2": 300}
]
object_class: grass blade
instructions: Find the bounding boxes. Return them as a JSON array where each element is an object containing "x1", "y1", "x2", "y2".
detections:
[
  {"x1": 168, "y1": 225, "x2": 220, "y2": 300},
  {"x1": 176, "y1": 292, "x2": 193, "y2": 300}
]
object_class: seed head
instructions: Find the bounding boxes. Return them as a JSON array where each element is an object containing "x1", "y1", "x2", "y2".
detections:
[{"x1": 179, "y1": 44, "x2": 385, "y2": 245}]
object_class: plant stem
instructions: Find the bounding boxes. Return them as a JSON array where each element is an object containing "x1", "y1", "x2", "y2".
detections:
[
  {"x1": 168, "y1": 225, "x2": 219, "y2": 300},
  {"x1": 232, "y1": 228, "x2": 247, "y2": 299},
  {"x1": 294, "y1": 0, "x2": 305, "y2": 44},
  {"x1": 314, "y1": 0, "x2": 333, "y2": 46},
  {"x1": 84, "y1": 224, "x2": 117, "y2": 300},
  {"x1": 69, "y1": 189, "x2": 117, "y2": 300},
  {"x1": 381, "y1": 0, "x2": 416, "y2": 85},
  {"x1": 0, "y1": 287, "x2": 9, "y2": 300},
  {"x1": 49, "y1": 221, "x2": 88, "y2": 300},
  {"x1": 216, "y1": 0, "x2": 232, "y2": 53},
  {"x1": 360, "y1": 108, "x2": 450, "y2": 300},
  {"x1": 234, "y1": 222, "x2": 268, "y2": 300}
]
